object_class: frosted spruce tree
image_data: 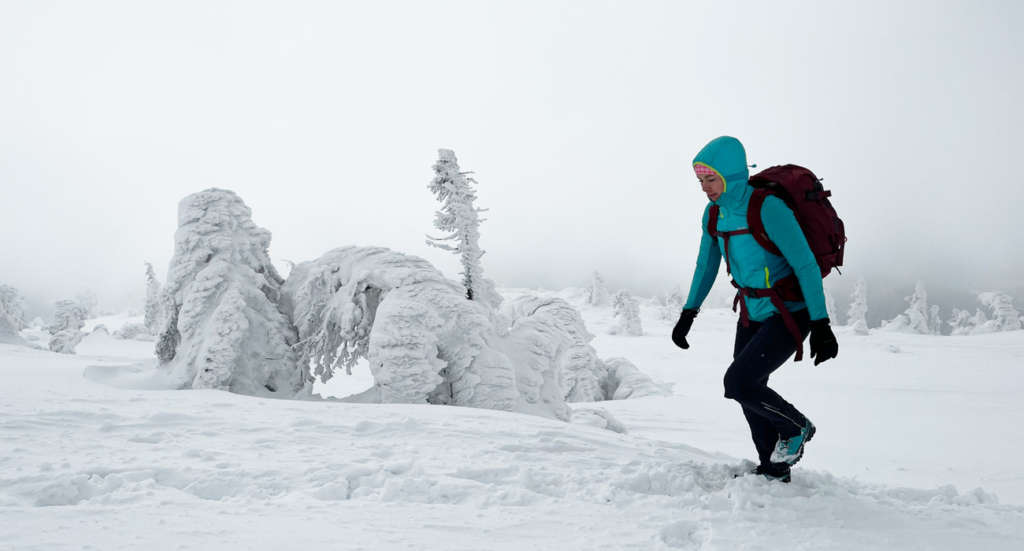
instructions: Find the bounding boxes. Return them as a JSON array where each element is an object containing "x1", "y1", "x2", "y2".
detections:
[
  {"x1": 587, "y1": 271, "x2": 610, "y2": 307},
  {"x1": 883, "y1": 281, "x2": 930, "y2": 334},
  {"x1": 977, "y1": 292, "x2": 1022, "y2": 332},
  {"x1": 846, "y1": 277, "x2": 869, "y2": 335},
  {"x1": 425, "y1": 149, "x2": 501, "y2": 309},
  {"x1": 47, "y1": 299, "x2": 87, "y2": 354},
  {"x1": 610, "y1": 290, "x2": 643, "y2": 336},
  {"x1": 143, "y1": 262, "x2": 162, "y2": 334},
  {"x1": 0, "y1": 284, "x2": 27, "y2": 344},
  {"x1": 155, "y1": 189, "x2": 304, "y2": 397}
]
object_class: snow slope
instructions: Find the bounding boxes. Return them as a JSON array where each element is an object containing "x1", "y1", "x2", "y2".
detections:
[{"x1": 1, "y1": 297, "x2": 1023, "y2": 549}]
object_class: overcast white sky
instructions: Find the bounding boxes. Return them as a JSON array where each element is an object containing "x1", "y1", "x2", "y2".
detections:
[{"x1": 2, "y1": 0, "x2": 1022, "y2": 311}]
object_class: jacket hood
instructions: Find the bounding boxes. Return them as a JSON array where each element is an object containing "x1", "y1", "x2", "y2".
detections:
[{"x1": 692, "y1": 136, "x2": 750, "y2": 210}]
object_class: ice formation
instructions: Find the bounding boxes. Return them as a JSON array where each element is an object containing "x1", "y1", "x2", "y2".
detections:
[{"x1": 154, "y1": 189, "x2": 305, "y2": 397}]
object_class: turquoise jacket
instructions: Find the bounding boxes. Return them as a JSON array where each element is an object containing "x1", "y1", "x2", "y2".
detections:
[{"x1": 683, "y1": 136, "x2": 828, "y2": 322}]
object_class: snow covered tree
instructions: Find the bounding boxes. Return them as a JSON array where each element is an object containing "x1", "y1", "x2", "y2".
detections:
[
  {"x1": 882, "y1": 281, "x2": 930, "y2": 334},
  {"x1": 502, "y1": 294, "x2": 663, "y2": 403},
  {"x1": 977, "y1": 292, "x2": 1022, "y2": 332},
  {"x1": 658, "y1": 285, "x2": 685, "y2": 321},
  {"x1": 155, "y1": 189, "x2": 304, "y2": 397},
  {"x1": 846, "y1": 277, "x2": 869, "y2": 335},
  {"x1": 948, "y1": 308, "x2": 973, "y2": 335},
  {"x1": 0, "y1": 284, "x2": 27, "y2": 344},
  {"x1": 47, "y1": 299, "x2": 87, "y2": 354},
  {"x1": 587, "y1": 271, "x2": 610, "y2": 307},
  {"x1": 281, "y1": 246, "x2": 557, "y2": 416},
  {"x1": 143, "y1": 262, "x2": 162, "y2": 334},
  {"x1": 969, "y1": 308, "x2": 993, "y2": 334},
  {"x1": 928, "y1": 304, "x2": 943, "y2": 335},
  {"x1": 425, "y1": 149, "x2": 500, "y2": 309},
  {"x1": 610, "y1": 290, "x2": 643, "y2": 336}
]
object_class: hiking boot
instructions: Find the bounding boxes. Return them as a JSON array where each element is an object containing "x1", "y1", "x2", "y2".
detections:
[
  {"x1": 733, "y1": 463, "x2": 792, "y2": 483},
  {"x1": 770, "y1": 420, "x2": 816, "y2": 465}
]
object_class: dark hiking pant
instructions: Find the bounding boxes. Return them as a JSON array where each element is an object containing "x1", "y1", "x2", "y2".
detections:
[{"x1": 725, "y1": 309, "x2": 812, "y2": 466}]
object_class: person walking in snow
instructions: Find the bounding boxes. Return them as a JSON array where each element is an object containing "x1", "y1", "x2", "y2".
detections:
[{"x1": 671, "y1": 136, "x2": 839, "y2": 483}]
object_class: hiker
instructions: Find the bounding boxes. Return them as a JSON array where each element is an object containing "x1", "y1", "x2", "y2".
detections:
[{"x1": 671, "y1": 136, "x2": 840, "y2": 483}]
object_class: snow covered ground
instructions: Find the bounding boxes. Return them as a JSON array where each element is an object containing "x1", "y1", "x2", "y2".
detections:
[{"x1": 2, "y1": 300, "x2": 1023, "y2": 550}]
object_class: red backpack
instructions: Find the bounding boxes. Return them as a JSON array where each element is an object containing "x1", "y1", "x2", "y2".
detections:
[{"x1": 708, "y1": 164, "x2": 846, "y2": 360}]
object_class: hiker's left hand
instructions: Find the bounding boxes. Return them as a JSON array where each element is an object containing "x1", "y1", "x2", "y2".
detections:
[{"x1": 809, "y1": 318, "x2": 838, "y2": 366}]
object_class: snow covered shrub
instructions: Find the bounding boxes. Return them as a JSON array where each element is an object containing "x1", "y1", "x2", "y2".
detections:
[
  {"x1": 0, "y1": 284, "x2": 27, "y2": 343},
  {"x1": 977, "y1": 292, "x2": 1022, "y2": 332},
  {"x1": 47, "y1": 299, "x2": 87, "y2": 354},
  {"x1": 502, "y1": 295, "x2": 664, "y2": 404},
  {"x1": 658, "y1": 286, "x2": 685, "y2": 321},
  {"x1": 587, "y1": 271, "x2": 610, "y2": 307},
  {"x1": 281, "y1": 246, "x2": 529, "y2": 413},
  {"x1": 144, "y1": 262, "x2": 162, "y2": 334},
  {"x1": 425, "y1": 149, "x2": 501, "y2": 309},
  {"x1": 155, "y1": 188, "x2": 304, "y2": 397},
  {"x1": 610, "y1": 290, "x2": 643, "y2": 336},
  {"x1": 948, "y1": 308, "x2": 973, "y2": 335},
  {"x1": 502, "y1": 294, "x2": 602, "y2": 408},
  {"x1": 881, "y1": 281, "x2": 931, "y2": 334},
  {"x1": 846, "y1": 277, "x2": 869, "y2": 335},
  {"x1": 824, "y1": 288, "x2": 838, "y2": 324},
  {"x1": 948, "y1": 293, "x2": 1020, "y2": 335},
  {"x1": 601, "y1": 357, "x2": 671, "y2": 400}
]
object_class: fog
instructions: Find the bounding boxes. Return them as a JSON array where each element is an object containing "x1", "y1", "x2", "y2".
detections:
[{"x1": 2, "y1": 1, "x2": 1022, "y2": 320}]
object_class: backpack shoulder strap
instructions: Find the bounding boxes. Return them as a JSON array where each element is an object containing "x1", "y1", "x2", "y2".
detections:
[
  {"x1": 707, "y1": 204, "x2": 720, "y2": 237},
  {"x1": 746, "y1": 189, "x2": 782, "y2": 256}
]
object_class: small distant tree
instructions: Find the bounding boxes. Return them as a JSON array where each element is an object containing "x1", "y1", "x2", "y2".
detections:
[
  {"x1": 928, "y1": 304, "x2": 942, "y2": 335},
  {"x1": 0, "y1": 284, "x2": 27, "y2": 341},
  {"x1": 977, "y1": 292, "x2": 1022, "y2": 332},
  {"x1": 659, "y1": 285, "x2": 685, "y2": 321},
  {"x1": 425, "y1": 149, "x2": 500, "y2": 309},
  {"x1": 144, "y1": 262, "x2": 162, "y2": 334},
  {"x1": 48, "y1": 299, "x2": 88, "y2": 354},
  {"x1": 846, "y1": 277, "x2": 869, "y2": 335},
  {"x1": 883, "y1": 281, "x2": 930, "y2": 334},
  {"x1": 969, "y1": 308, "x2": 993, "y2": 334},
  {"x1": 948, "y1": 308, "x2": 973, "y2": 335},
  {"x1": 587, "y1": 271, "x2": 610, "y2": 307},
  {"x1": 610, "y1": 290, "x2": 643, "y2": 336}
]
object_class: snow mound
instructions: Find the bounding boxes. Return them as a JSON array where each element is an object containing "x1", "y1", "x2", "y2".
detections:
[{"x1": 281, "y1": 246, "x2": 564, "y2": 419}]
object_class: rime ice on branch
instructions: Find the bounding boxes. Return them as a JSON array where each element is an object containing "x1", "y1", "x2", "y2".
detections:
[{"x1": 155, "y1": 189, "x2": 304, "y2": 397}]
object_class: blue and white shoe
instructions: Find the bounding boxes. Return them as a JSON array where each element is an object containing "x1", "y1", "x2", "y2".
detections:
[{"x1": 770, "y1": 420, "x2": 816, "y2": 465}]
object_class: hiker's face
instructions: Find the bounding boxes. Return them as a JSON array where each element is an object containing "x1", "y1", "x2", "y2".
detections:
[{"x1": 698, "y1": 173, "x2": 724, "y2": 201}]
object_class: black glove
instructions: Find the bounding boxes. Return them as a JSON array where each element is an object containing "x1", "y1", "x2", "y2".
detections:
[
  {"x1": 671, "y1": 309, "x2": 698, "y2": 349},
  {"x1": 809, "y1": 318, "x2": 838, "y2": 366}
]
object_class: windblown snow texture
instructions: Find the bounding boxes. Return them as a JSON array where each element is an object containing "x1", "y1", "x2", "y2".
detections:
[{"x1": 154, "y1": 189, "x2": 304, "y2": 397}]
